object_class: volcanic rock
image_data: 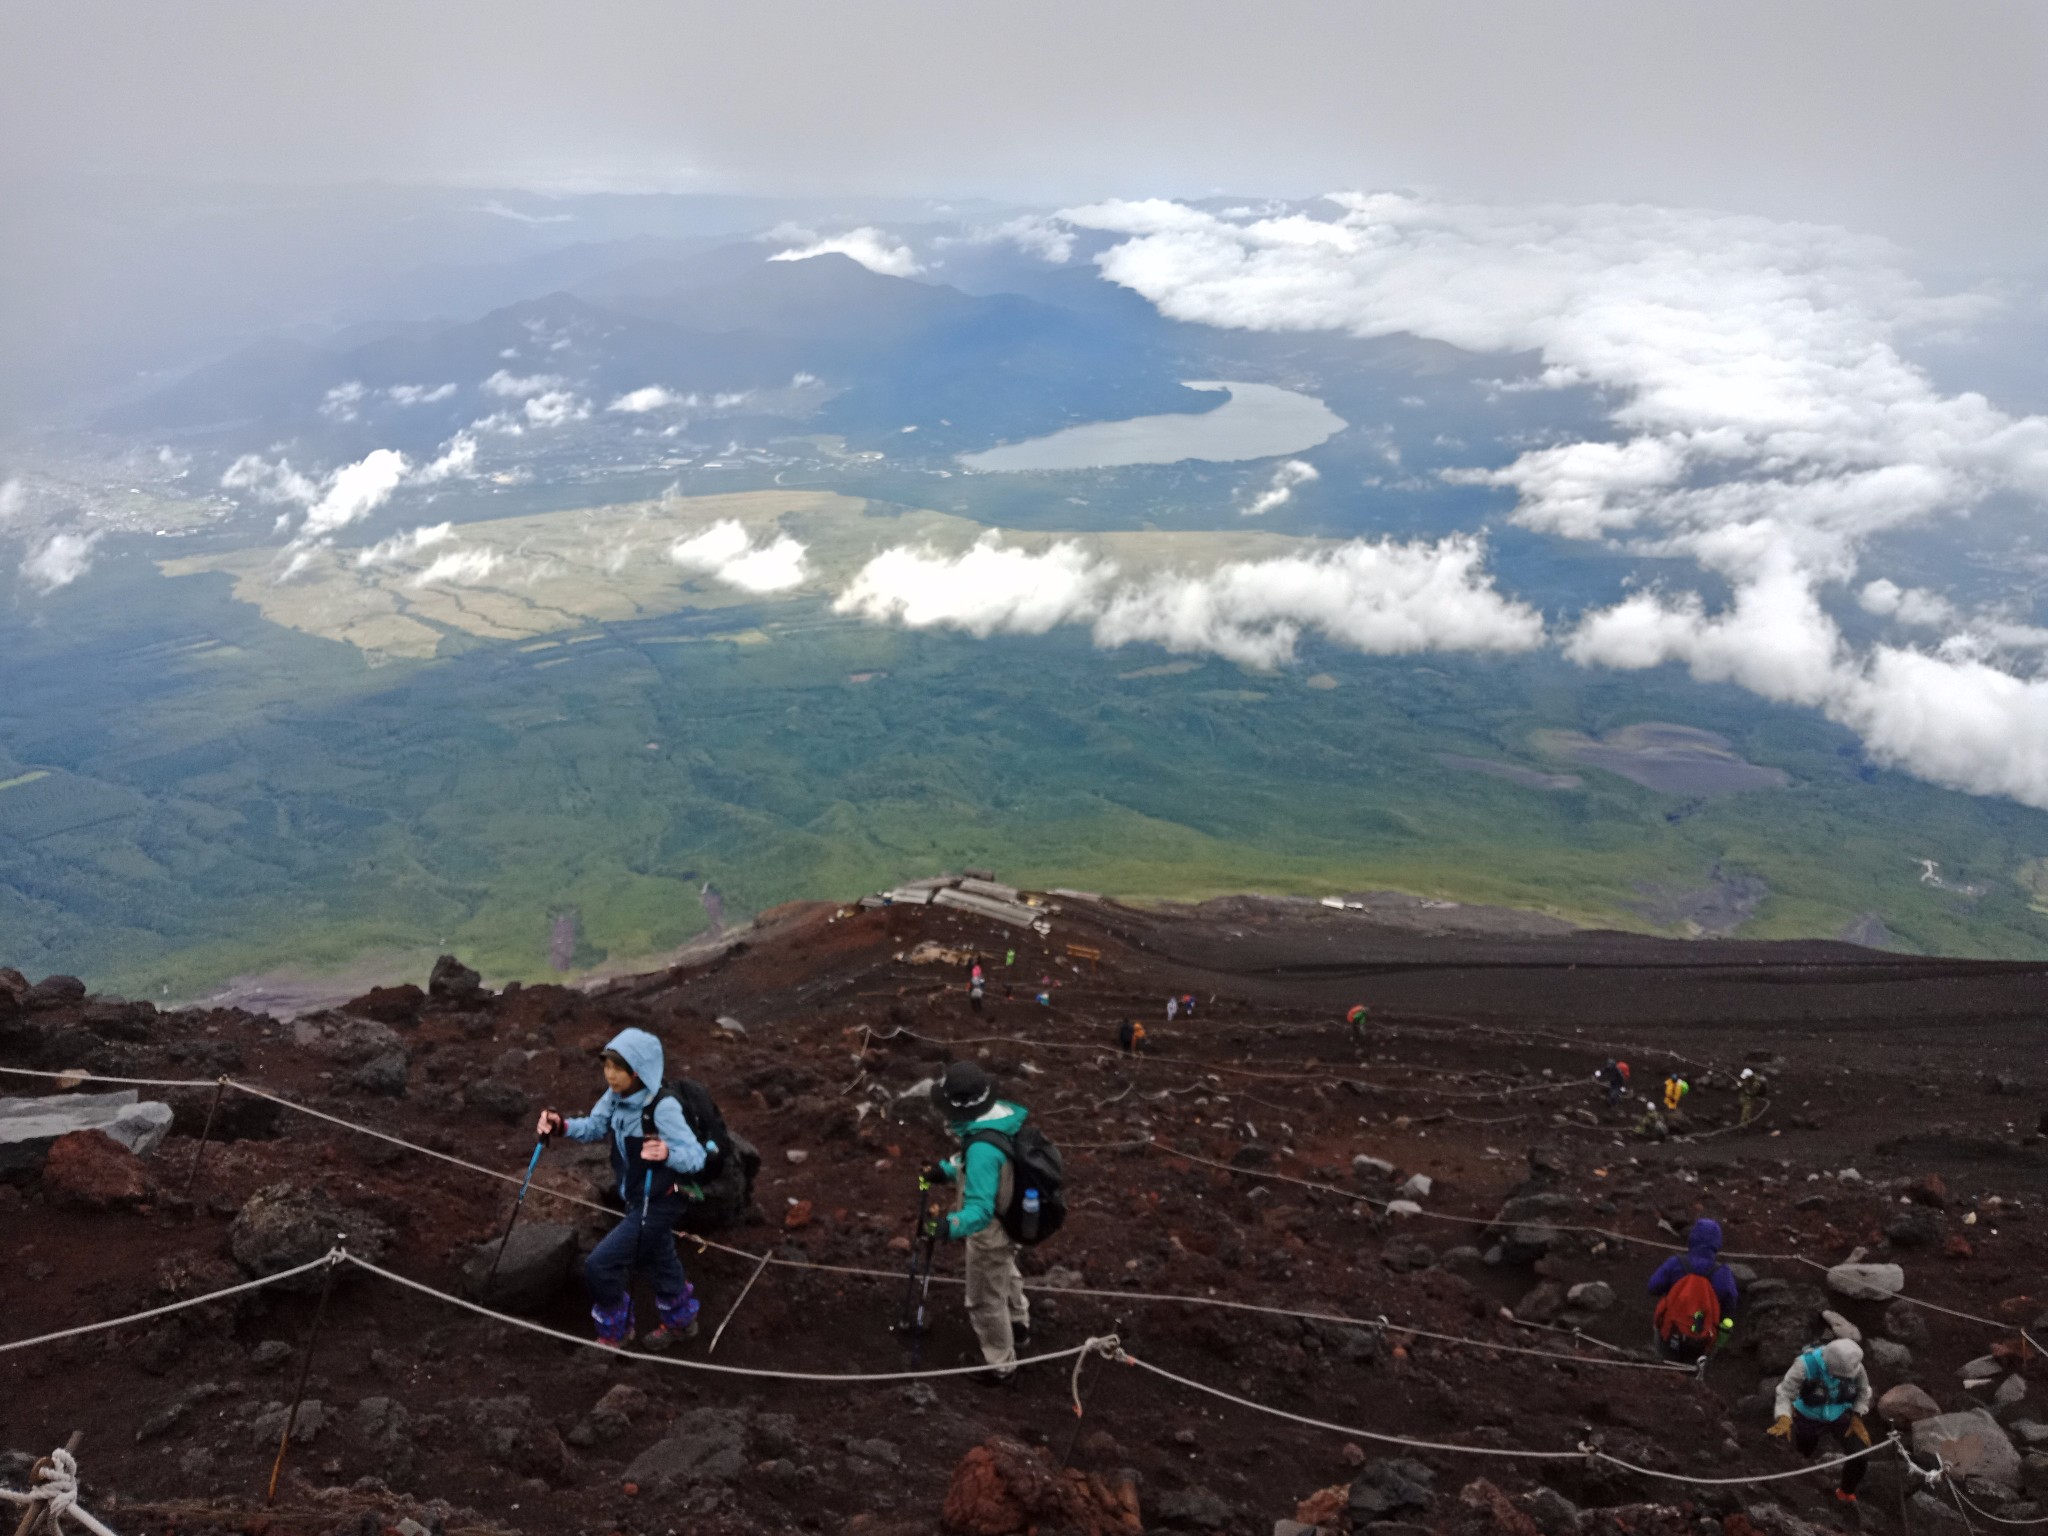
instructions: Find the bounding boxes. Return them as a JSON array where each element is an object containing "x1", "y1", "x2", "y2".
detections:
[
  {"x1": 1825, "y1": 1262, "x2": 1905, "y2": 1301},
  {"x1": 1888, "y1": 1208, "x2": 1942, "y2": 1248},
  {"x1": 1880, "y1": 1384, "x2": 1942, "y2": 1426},
  {"x1": 0, "y1": 1090, "x2": 174, "y2": 1173},
  {"x1": 1353, "y1": 1154, "x2": 1396, "y2": 1180},
  {"x1": 291, "y1": 1011, "x2": 403, "y2": 1065},
  {"x1": 1912, "y1": 1408, "x2": 2023, "y2": 1489},
  {"x1": 1567, "y1": 1281, "x2": 1616, "y2": 1312},
  {"x1": 41, "y1": 1128, "x2": 151, "y2": 1208},
  {"x1": 1884, "y1": 1300, "x2": 1934, "y2": 1349},
  {"x1": 228, "y1": 1181, "x2": 391, "y2": 1287},
  {"x1": 347, "y1": 984, "x2": 425, "y2": 1024},
  {"x1": 460, "y1": 1221, "x2": 576, "y2": 1313},
  {"x1": 429, "y1": 955, "x2": 486, "y2": 1004},
  {"x1": 348, "y1": 1049, "x2": 410, "y2": 1097},
  {"x1": 624, "y1": 1406, "x2": 751, "y2": 1488},
  {"x1": 25, "y1": 975, "x2": 86, "y2": 1010},
  {"x1": 250, "y1": 1399, "x2": 328, "y2": 1448},
  {"x1": 1347, "y1": 1457, "x2": 1434, "y2": 1521},
  {"x1": 462, "y1": 1395, "x2": 572, "y2": 1483},
  {"x1": 465, "y1": 1077, "x2": 531, "y2": 1122},
  {"x1": 1450, "y1": 1478, "x2": 1539, "y2": 1536},
  {"x1": 1153, "y1": 1485, "x2": 1235, "y2": 1530}
]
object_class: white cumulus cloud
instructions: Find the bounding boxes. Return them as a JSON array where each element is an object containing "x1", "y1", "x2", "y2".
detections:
[
  {"x1": 1058, "y1": 191, "x2": 2048, "y2": 806},
  {"x1": 356, "y1": 522, "x2": 454, "y2": 568},
  {"x1": 19, "y1": 531, "x2": 101, "y2": 593},
  {"x1": 769, "y1": 225, "x2": 923, "y2": 278},
  {"x1": 482, "y1": 369, "x2": 565, "y2": 399},
  {"x1": 523, "y1": 390, "x2": 590, "y2": 428},
  {"x1": 388, "y1": 382, "x2": 457, "y2": 406},
  {"x1": 0, "y1": 478, "x2": 24, "y2": 523},
  {"x1": 411, "y1": 548, "x2": 503, "y2": 587},
  {"x1": 834, "y1": 532, "x2": 1541, "y2": 670},
  {"x1": 301, "y1": 449, "x2": 410, "y2": 540},
  {"x1": 609, "y1": 386, "x2": 685, "y2": 413},
  {"x1": 413, "y1": 432, "x2": 478, "y2": 484},
  {"x1": 668, "y1": 519, "x2": 809, "y2": 593},
  {"x1": 834, "y1": 536, "x2": 1114, "y2": 637},
  {"x1": 1243, "y1": 459, "x2": 1319, "y2": 517}
]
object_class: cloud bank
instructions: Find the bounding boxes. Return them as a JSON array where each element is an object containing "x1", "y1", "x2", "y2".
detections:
[
  {"x1": 833, "y1": 532, "x2": 1542, "y2": 669},
  {"x1": 769, "y1": 225, "x2": 924, "y2": 278},
  {"x1": 668, "y1": 519, "x2": 809, "y2": 594},
  {"x1": 19, "y1": 531, "x2": 100, "y2": 593},
  {"x1": 1059, "y1": 192, "x2": 2048, "y2": 806}
]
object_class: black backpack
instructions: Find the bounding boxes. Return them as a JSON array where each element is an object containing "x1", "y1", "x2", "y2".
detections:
[
  {"x1": 642, "y1": 1080, "x2": 731, "y2": 1183},
  {"x1": 966, "y1": 1125, "x2": 1067, "y2": 1245}
]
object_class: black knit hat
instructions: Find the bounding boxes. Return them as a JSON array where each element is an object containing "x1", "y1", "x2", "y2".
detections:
[{"x1": 932, "y1": 1061, "x2": 995, "y2": 1118}]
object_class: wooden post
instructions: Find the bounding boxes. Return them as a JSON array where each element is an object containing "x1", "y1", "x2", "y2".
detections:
[
  {"x1": 182, "y1": 1075, "x2": 230, "y2": 1200},
  {"x1": 266, "y1": 1244, "x2": 341, "y2": 1505}
]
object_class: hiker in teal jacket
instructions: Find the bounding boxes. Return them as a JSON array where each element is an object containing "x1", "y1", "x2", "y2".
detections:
[{"x1": 927, "y1": 1062, "x2": 1031, "y2": 1382}]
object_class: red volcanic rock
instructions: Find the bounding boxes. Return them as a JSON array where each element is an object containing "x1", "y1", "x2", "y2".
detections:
[
  {"x1": 345, "y1": 984, "x2": 425, "y2": 1024},
  {"x1": 42, "y1": 1129, "x2": 151, "y2": 1209},
  {"x1": 941, "y1": 1436, "x2": 1141, "y2": 1536}
]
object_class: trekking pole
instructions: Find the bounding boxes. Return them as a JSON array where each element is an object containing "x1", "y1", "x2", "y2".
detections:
[
  {"x1": 483, "y1": 1132, "x2": 551, "y2": 1290},
  {"x1": 895, "y1": 1171, "x2": 940, "y2": 1361},
  {"x1": 266, "y1": 1243, "x2": 343, "y2": 1506}
]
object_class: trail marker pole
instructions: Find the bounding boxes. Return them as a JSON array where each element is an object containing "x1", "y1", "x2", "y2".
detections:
[
  {"x1": 266, "y1": 1244, "x2": 343, "y2": 1506},
  {"x1": 483, "y1": 1135, "x2": 549, "y2": 1290},
  {"x1": 10, "y1": 1431, "x2": 81, "y2": 1536},
  {"x1": 182, "y1": 1075, "x2": 230, "y2": 1200}
]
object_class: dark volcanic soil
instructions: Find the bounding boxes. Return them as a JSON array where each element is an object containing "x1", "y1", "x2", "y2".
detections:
[{"x1": 3, "y1": 892, "x2": 2046, "y2": 1536}]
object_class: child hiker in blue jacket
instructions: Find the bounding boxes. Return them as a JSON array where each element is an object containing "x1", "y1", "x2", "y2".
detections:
[{"x1": 537, "y1": 1027, "x2": 707, "y2": 1351}]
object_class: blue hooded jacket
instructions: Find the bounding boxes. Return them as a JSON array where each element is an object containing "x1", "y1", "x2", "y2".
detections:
[
  {"x1": 562, "y1": 1027, "x2": 707, "y2": 1203},
  {"x1": 1646, "y1": 1217, "x2": 1739, "y2": 1316}
]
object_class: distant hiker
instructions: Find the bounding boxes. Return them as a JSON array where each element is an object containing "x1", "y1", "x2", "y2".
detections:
[
  {"x1": 1738, "y1": 1068, "x2": 1767, "y2": 1126},
  {"x1": 1647, "y1": 1217, "x2": 1738, "y2": 1362},
  {"x1": 537, "y1": 1028, "x2": 709, "y2": 1351},
  {"x1": 1166, "y1": 995, "x2": 1179, "y2": 1024},
  {"x1": 1769, "y1": 1338, "x2": 1874, "y2": 1505},
  {"x1": 1180, "y1": 993, "x2": 1196, "y2": 1020},
  {"x1": 925, "y1": 1062, "x2": 1065, "y2": 1384},
  {"x1": 1117, "y1": 1020, "x2": 1148, "y2": 1055},
  {"x1": 1345, "y1": 1003, "x2": 1370, "y2": 1051},
  {"x1": 1662, "y1": 1074, "x2": 1690, "y2": 1113},
  {"x1": 1596, "y1": 1060, "x2": 1631, "y2": 1105},
  {"x1": 968, "y1": 965, "x2": 985, "y2": 1015},
  {"x1": 1633, "y1": 1104, "x2": 1669, "y2": 1141}
]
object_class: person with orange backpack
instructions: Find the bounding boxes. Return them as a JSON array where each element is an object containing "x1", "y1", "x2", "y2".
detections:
[{"x1": 1646, "y1": 1217, "x2": 1738, "y2": 1363}]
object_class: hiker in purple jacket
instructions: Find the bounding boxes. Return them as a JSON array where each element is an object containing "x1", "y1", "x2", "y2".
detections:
[{"x1": 1646, "y1": 1217, "x2": 1739, "y2": 1358}]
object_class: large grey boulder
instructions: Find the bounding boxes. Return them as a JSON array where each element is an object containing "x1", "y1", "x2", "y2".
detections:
[
  {"x1": 0, "y1": 1091, "x2": 174, "y2": 1173},
  {"x1": 1912, "y1": 1409, "x2": 2023, "y2": 1490},
  {"x1": 461, "y1": 1222, "x2": 576, "y2": 1313},
  {"x1": 622, "y1": 1407, "x2": 750, "y2": 1487},
  {"x1": 1825, "y1": 1262, "x2": 1906, "y2": 1301}
]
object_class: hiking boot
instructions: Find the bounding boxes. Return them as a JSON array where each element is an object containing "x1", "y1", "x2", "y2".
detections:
[
  {"x1": 1832, "y1": 1490, "x2": 1858, "y2": 1506},
  {"x1": 1012, "y1": 1324, "x2": 1033, "y2": 1355},
  {"x1": 972, "y1": 1367, "x2": 1018, "y2": 1389},
  {"x1": 640, "y1": 1318, "x2": 700, "y2": 1353}
]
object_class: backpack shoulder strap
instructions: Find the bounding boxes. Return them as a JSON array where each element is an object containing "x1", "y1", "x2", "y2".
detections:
[
  {"x1": 964, "y1": 1128, "x2": 1015, "y2": 1159},
  {"x1": 641, "y1": 1085, "x2": 674, "y2": 1136}
]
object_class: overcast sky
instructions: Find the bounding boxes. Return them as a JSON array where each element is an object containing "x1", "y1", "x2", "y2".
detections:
[{"x1": 4, "y1": 0, "x2": 2046, "y2": 265}]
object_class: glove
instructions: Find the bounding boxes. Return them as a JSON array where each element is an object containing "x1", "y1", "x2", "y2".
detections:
[
  {"x1": 1847, "y1": 1415, "x2": 1871, "y2": 1447},
  {"x1": 536, "y1": 1108, "x2": 564, "y2": 1138},
  {"x1": 1767, "y1": 1415, "x2": 1793, "y2": 1440},
  {"x1": 1719, "y1": 1317, "x2": 1735, "y2": 1332},
  {"x1": 919, "y1": 1159, "x2": 943, "y2": 1184},
  {"x1": 920, "y1": 1211, "x2": 943, "y2": 1240}
]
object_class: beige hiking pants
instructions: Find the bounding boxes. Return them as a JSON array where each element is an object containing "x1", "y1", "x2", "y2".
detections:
[{"x1": 958, "y1": 1161, "x2": 1029, "y2": 1373}]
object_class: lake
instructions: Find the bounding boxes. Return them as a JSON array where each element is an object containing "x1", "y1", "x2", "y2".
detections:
[{"x1": 958, "y1": 381, "x2": 1346, "y2": 472}]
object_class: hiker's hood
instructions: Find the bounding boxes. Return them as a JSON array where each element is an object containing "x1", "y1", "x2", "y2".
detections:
[
  {"x1": 604, "y1": 1028, "x2": 664, "y2": 1105},
  {"x1": 1822, "y1": 1338, "x2": 1864, "y2": 1377},
  {"x1": 948, "y1": 1099, "x2": 1029, "y2": 1139},
  {"x1": 1688, "y1": 1218, "x2": 1723, "y2": 1266}
]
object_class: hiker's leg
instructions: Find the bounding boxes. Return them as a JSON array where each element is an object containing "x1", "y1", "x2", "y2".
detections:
[
  {"x1": 584, "y1": 1213, "x2": 640, "y2": 1341},
  {"x1": 964, "y1": 1226, "x2": 1018, "y2": 1372},
  {"x1": 1832, "y1": 1426, "x2": 1869, "y2": 1495},
  {"x1": 638, "y1": 1195, "x2": 697, "y2": 1327},
  {"x1": 1792, "y1": 1415, "x2": 1823, "y2": 1459}
]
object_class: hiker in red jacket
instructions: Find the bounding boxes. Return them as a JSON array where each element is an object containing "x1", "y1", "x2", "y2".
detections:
[{"x1": 1647, "y1": 1217, "x2": 1739, "y2": 1362}]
